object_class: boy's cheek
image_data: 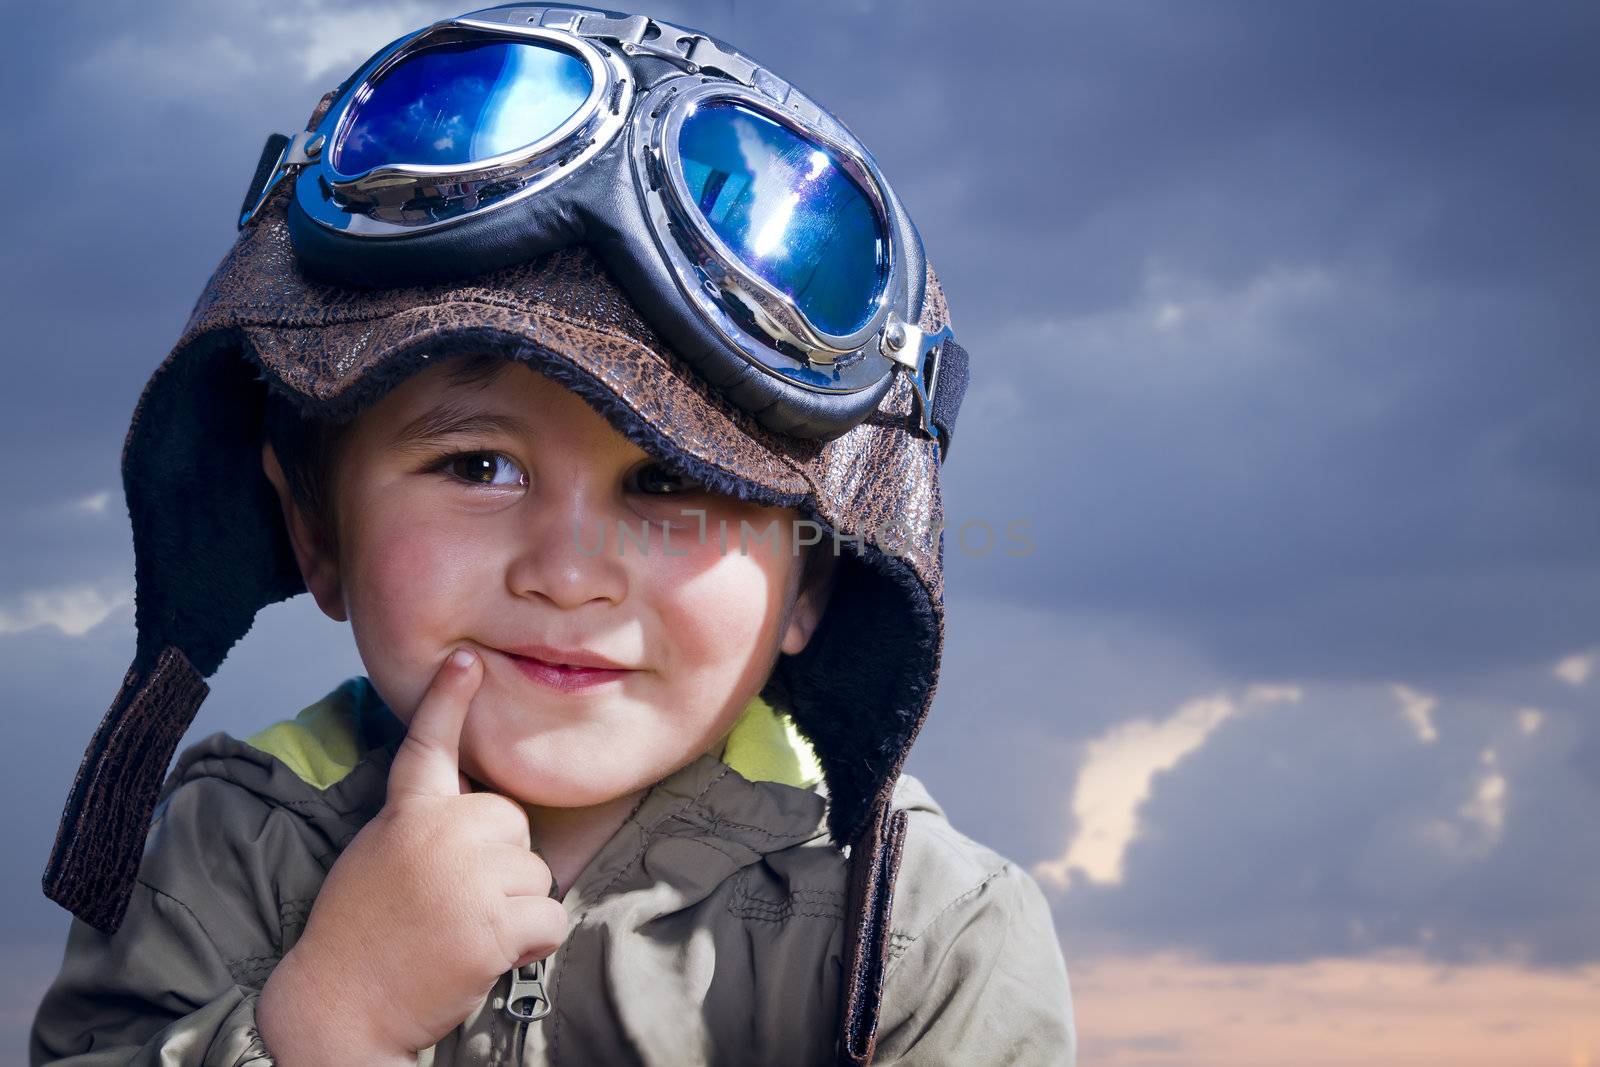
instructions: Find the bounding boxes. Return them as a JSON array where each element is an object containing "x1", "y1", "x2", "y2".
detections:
[
  {"x1": 659, "y1": 514, "x2": 803, "y2": 579},
  {"x1": 343, "y1": 532, "x2": 489, "y2": 714},
  {"x1": 351, "y1": 523, "x2": 483, "y2": 615},
  {"x1": 650, "y1": 571, "x2": 779, "y2": 678}
]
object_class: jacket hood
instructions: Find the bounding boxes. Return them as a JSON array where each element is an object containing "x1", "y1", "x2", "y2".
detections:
[{"x1": 41, "y1": 12, "x2": 969, "y2": 1064}]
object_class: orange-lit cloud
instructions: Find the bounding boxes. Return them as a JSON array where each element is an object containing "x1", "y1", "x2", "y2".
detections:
[{"x1": 1069, "y1": 950, "x2": 1600, "y2": 1067}]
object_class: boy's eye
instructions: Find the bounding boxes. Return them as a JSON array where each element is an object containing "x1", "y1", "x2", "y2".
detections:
[
  {"x1": 437, "y1": 450, "x2": 525, "y2": 488},
  {"x1": 429, "y1": 453, "x2": 704, "y2": 496},
  {"x1": 632, "y1": 461, "x2": 706, "y2": 496}
]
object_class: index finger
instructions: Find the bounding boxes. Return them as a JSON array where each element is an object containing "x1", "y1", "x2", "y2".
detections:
[{"x1": 386, "y1": 646, "x2": 482, "y2": 804}]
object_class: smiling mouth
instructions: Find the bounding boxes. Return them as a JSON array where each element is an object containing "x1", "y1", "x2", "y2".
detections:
[
  {"x1": 500, "y1": 650, "x2": 635, "y2": 693},
  {"x1": 498, "y1": 641, "x2": 634, "y2": 672}
]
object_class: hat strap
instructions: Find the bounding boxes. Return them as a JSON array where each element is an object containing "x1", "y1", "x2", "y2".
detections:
[
  {"x1": 40, "y1": 645, "x2": 209, "y2": 934},
  {"x1": 835, "y1": 797, "x2": 911, "y2": 1066}
]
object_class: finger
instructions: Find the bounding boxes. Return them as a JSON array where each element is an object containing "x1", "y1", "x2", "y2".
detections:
[
  {"x1": 487, "y1": 842, "x2": 555, "y2": 898},
  {"x1": 386, "y1": 646, "x2": 482, "y2": 803},
  {"x1": 459, "y1": 791, "x2": 534, "y2": 851},
  {"x1": 500, "y1": 895, "x2": 569, "y2": 968}
]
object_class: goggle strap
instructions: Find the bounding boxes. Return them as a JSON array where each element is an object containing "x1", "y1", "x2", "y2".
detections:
[
  {"x1": 237, "y1": 133, "x2": 291, "y2": 230},
  {"x1": 896, "y1": 325, "x2": 968, "y2": 464},
  {"x1": 928, "y1": 335, "x2": 969, "y2": 464},
  {"x1": 238, "y1": 130, "x2": 324, "y2": 230}
]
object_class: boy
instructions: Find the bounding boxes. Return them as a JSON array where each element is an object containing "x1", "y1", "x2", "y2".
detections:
[{"x1": 31, "y1": 5, "x2": 1076, "y2": 1064}]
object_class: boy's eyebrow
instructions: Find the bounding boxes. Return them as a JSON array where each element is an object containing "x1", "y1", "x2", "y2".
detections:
[{"x1": 389, "y1": 398, "x2": 537, "y2": 452}]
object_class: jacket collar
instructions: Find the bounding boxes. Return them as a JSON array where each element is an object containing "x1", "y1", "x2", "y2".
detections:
[
  {"x1": 241, "y1": 674, "x2": 824, "y2": 793},
  {"x1": 556, "y1": 748, "x2": 833, "y2": 919},
  {"x1": 197, "y1": 677, "x2": 834, "y2": 914}
]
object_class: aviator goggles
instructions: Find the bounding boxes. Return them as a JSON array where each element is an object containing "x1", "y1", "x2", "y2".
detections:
[{"x1": 239, "y1": 3, "x2": 969, "y2": 457}]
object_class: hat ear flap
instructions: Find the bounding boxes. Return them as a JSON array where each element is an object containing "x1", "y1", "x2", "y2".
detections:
[
  {"x1": 41, "y1": 645, "x2": 209, "y2": 934},
  {"x1": 125, "y1": 332, "x2": 306, "y2": 679},
  {"x1": 44, "y1": 330, "x2": 313, "y2": 933}
]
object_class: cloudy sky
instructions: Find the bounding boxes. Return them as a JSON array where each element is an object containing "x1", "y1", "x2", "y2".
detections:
[{"x1": 3, "y1": 1, "x2": 1597, "y2": 1063}]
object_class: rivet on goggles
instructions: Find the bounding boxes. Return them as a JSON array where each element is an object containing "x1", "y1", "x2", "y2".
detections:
[{"x1": 238, "y1": 3, "x2": 968, "y2": 457}]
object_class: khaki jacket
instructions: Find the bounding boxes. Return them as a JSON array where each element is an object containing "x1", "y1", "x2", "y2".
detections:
[{"x1": 30, "y1": 677, "x2": 1075, "y2": 1065}]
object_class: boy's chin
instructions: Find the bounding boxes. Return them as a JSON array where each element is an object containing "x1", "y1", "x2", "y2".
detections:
[{"x1": 462, "y1": 745, "x2": 665, "y2": 810}]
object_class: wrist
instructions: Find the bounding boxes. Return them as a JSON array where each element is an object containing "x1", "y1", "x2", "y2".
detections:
[{"x1": 258, "y1": 947, "x2": 416, "y2": 1067}]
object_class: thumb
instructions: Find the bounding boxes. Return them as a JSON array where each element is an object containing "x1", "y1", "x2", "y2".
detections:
[{"x1": 387, "y1": 646, "x2": 482, "y2": 804}]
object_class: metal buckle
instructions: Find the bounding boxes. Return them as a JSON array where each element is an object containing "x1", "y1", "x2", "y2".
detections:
[
  {"x1": 239, "y1": 130, "x2": 324, "y2": 229},
  {"x1": 880, "y1": 321, "x2": 950, "y2": 455}
]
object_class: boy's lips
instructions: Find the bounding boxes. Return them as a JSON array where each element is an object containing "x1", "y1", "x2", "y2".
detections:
[
  {"x1": 496, "y1": 644, "x2": 637, "y2": 693},
  {"x1": 496, "y1": 641, "x2": 636, "y2": 672}
]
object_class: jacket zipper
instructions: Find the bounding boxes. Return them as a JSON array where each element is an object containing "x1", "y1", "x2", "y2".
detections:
[
  {"x1": 504, "y1": 869, "x2": 559, "y2": 1025},
  {"x1": 505, "y1": 956, "x2": 551, "y2": 1022},
  {"x1": 504, "y1": 944, "x2": 553, "y2": 1064}
]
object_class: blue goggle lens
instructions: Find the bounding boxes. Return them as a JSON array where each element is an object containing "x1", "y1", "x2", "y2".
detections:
[
  {"x1": 677, "y1": 102, "x2": 888, "y2": 338},
  {"x1": 332, "y1": 39, "x2": 592, "y2": 175}
]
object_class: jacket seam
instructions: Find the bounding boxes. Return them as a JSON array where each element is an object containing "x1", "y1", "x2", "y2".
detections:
[
  {"x1": 645, "y1": 762, "x2": 733, "y2": 833},
  {"x1": 887, "y1": 931, "x2": 919, "y2": 965},
  {"x1": 880, "y1": 862, "x2": 1013, "y2": 984},
  {"x1": 733, "y1": 905, "x2": 845, "y2": 924},
  {"x1": 136, "y1": 876, "x2": 276, "y2": 988},
  {"x1": 708, "y1": 814, "x2": 805, "y2": 839},
  {"x1": 137, "y1": 877, "x2": 207, "y2": 931},
  {"x1": 147, "y1": 776, "x2": 324, "y2": 970},
  {"x1": 175, "y1": 762, "x2": 345, "y2": 816},
  {"x1": 728, "y1": 882, "x2": 845, "y2": 922},
  {"x1": 675, "y1": 835, "x2": 749, "y2": 866},
  {"x1": 728, "y1": 869, "x2": 847, "y2": 903},
  {"x1": 175, "y1": 767, "x2": 369, "y2": 869}
]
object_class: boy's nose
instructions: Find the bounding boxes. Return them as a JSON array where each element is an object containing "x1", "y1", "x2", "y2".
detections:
[{"x1": 503, "y1": 493, "x2": 630, "y2": 609}]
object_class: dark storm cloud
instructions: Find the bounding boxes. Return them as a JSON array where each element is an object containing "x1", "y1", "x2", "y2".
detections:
[{"x1": 896, "y1": 0, "x2": 1600, "y2": 687}]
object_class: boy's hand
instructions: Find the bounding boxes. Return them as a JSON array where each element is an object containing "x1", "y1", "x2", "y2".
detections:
[{"x1": 257, "y1": 648, "x2": 567, "y2": 1063}]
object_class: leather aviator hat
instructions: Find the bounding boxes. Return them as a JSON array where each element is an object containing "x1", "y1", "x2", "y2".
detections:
[{"x1": 39, "y1": 5, "x2": 971, "y2": 1064}]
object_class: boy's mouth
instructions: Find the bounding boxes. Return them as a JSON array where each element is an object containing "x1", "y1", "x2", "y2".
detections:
[
  {"x1": 496, "y1": 643, "x2": 637, "y2": 693},
  {"x1": 500, "y1": 642, "x2": 634, "y2": 672}
]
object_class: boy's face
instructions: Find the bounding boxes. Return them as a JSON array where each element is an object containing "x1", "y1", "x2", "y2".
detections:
[{"x1": 262, "y1": 355, "x2": 836, "y2": 809}]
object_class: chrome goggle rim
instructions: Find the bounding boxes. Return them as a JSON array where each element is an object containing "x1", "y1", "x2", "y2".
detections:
[
  {"x1": 632, "y1": 77, "x2": 897, "y2": 389},
  {"x1": 295, "y1": 19, "x2": 632, "y2": 236}
]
